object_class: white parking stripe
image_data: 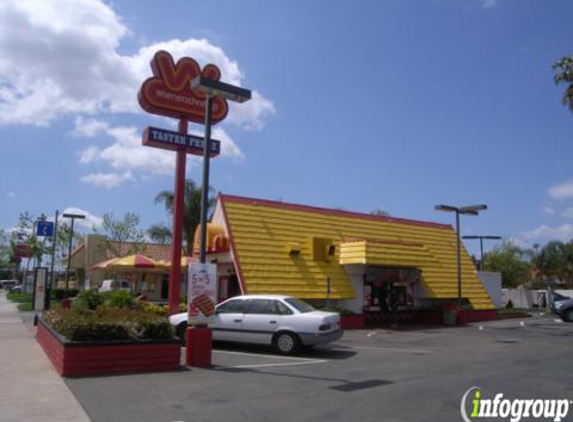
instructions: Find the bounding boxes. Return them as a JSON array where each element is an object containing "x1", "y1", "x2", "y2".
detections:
[
  {"x1": 334, "y1": 345, "x2": 433, "y2": 354},
  {"x1": 213, "y1": 349, "x2": 322, "y2": 361},
  {"x1": 229, "y1": 360, "x2": 326, "y2": 369}
]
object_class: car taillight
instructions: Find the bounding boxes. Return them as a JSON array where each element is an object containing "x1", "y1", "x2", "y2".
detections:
[{"x1": 319, "y1": 323, "x2": 332, "y2": 331}]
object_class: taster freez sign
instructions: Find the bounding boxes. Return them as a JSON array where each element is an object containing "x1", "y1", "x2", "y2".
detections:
[{"x1": 142, "y1": 127, "x2": 220, "y2": 157}]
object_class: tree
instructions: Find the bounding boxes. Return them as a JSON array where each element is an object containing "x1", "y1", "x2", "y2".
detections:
[
  {"x1": 0, "y1": 229, "x2": 11, "y2": 265},
  {"x1": 370, "y1": 208, "x2": 390, "y2": 217},
  {"x1": 147, "y1": 223, "x2": 172, "y2": 245},
  {"x1": 10, "y1": 212, "x2": 51, "y2": 270},
  {"x1": 553, "y1": 55, "x2": 573, "y2": 112},
  {"x1": 482, "y1": 240, "x2": 532, "y2": 288},
  {"x1": 534, "y1": 241, "x2": 573, "y2": 288},
  {"x1": 96, "y1": 212, "x2": 146, "y2": 257},
  {"x1": 154, "y1": 179, "x2": 215, "y2": 255}
]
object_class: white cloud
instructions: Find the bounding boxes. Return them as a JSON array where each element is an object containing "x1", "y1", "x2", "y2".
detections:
[
  {"x1": 522, "y1": 224, "x2": 573, "y2": 242},
  {"x1": 507, "y1": 236, "x2": 528, "y2": 249},
  {"x1": 79, "y1": 146, "x2": 100, "y2": 164},
  {"x1": 561, "y1": 208, "x2": 573, "y2": 219},
  {"x1": 543, "y1": 206, "x2": 555, "y2": 216},
  {"x1": 548, "y1": 180, "x2": 573, "y2": 200},
  {"x1": 478, "y1": 0, "x2": 497, "y2": 9},
  {"x1": 61, "y1": 207, "x2": 103, "y2": 230},
  {"x1": 80, "y1": 171, "x2": 134, "y2": 188},
  {"x1": 7, "y1": 190, "x2": 16, "y2": 198},
  {"x1": 70, "y1": 117, "x2": 109, "y2": 138},
  {"x1": 0, "y1": 1, "x2": 274, "y2": 129}
]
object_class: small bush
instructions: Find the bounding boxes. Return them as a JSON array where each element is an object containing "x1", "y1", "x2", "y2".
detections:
[
  {"x1": 141, "y1": 302, "x2": 168, "y2": 316},
  {"x1": 103, "y1": 290, "x2": 137, "y2": 309},
  {"x1": 74, "y1": 290, "x2": 104, "y2": 310},
  {"x1": 43, "y1": 308, "x2": 174, "y2": 342}
]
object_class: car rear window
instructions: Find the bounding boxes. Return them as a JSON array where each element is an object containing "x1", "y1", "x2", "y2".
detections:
[{"x1": 284, "y1": 298, "x2": 315, "y2": 313}]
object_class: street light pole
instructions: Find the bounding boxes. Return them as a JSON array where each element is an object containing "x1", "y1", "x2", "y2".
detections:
[
  {"x1": 199, "y1": 94, "x2": 213, "y2": 265},
  {"x1": 190, "y1": 76, "x2": 251, "y2": 265},
  {"x1": 435, "y1": 204, "x2": 487, "y2": 308},
  {"x1": 455, "y1": 211, "x2": 462, "y2": 308},
  {"x1": 462, "y1": 235, "x2": 502, "y2": 271},
  {"x1": 62, "y1": 213, "x2": 85, "y2": 293},
  {"x1": 46, "y1": 210, "x2": 59, "y2": 310}
]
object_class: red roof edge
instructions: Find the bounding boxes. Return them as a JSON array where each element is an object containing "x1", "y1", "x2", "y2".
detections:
[{"x1": 219, "y1": 194, "x2": 453, "y2": 231}]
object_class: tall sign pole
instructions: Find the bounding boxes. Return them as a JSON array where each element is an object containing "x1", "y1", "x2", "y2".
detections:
[
  {"x1": 138, "y1": 50, "x2": 251, "y2": 368},
  {"x1": 167, "y1": 119, "x2": 188, "y2": 315},
  {"x1": 138, "y1": 51, "x2": 228, "y2": 316}
]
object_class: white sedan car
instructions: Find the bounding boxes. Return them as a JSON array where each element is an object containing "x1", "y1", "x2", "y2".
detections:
[{"x1": 169, "y1": 295, "x2": 343, "y2": 355}]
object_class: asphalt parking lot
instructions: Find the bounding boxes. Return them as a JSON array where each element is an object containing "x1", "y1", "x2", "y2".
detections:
[{"x1": 65, "y1": 315, "x2": 573, "y2": 422}]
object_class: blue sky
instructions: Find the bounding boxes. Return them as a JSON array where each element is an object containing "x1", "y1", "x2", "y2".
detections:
[{"x1": 0, "y1": 0, "x2": 572, "y2": 257}]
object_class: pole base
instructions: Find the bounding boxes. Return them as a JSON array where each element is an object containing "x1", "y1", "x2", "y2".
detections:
[{"x1": 185, "y1": 326, "x2": 212, "y2": 367}]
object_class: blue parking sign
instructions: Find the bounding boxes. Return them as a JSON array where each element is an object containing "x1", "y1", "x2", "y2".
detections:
[{"x1": 36, "y1": 221, "x2": 54, "y2": 237}]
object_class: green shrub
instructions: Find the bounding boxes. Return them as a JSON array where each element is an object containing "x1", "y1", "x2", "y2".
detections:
[
  {"x1": 103, "y1": 291, "x2": 137, "y2": 309},
  {"x1": 141, "y1": 302, "x2": 168, "y2": 316},
  {"x1": 7, "y1": 292, "x2": 33, "y2": 303},
  {"x1": 43, "y1": 308, "x2": 174, "y2": 342},
  {"x1": 74, "y1": 290, "x2": 104, "y2": 310}
]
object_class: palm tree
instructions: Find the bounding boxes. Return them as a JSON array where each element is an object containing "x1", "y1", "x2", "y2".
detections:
[
  {"x1": 147, "y1": 223, "x2": 172, "y2": 245},
  {"x1": 553, "y1": 55, "x2": 573, "y2": 112},
  {"x1": 154, "y1": 179, "x2": 216, "y2": 255}
]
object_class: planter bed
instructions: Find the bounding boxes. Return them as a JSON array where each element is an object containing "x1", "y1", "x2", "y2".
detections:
[{"x1": 37, "y1": 318, "x2": 181, "y2": 377}]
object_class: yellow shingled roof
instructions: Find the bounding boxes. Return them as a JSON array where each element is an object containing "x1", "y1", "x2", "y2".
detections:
[{"x1": 221, "y1": 195, "x2": 494, "y2": 310}]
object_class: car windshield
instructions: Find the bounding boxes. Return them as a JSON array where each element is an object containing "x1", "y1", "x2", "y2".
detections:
[{"x1": 284, "y1": 298, "x2": 315, "y2": 313}]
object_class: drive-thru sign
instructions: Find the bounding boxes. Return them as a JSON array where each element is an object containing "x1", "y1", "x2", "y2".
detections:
[{"x1": 188, "y1": 263, "x2": 218, "y2": 325}]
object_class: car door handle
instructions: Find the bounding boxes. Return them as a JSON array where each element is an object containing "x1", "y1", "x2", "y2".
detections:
[
  {"x1": 233, "y1": 319, "x2": 242, "y2": 323},
  {"x1": 269, "y1": 321, "x2": 277, "y2": 324}
]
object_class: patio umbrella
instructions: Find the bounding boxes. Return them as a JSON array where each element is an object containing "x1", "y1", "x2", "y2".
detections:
[
  {"x1": 163, "y1": 256, "x2": 197, "y2": 272},
  {"x1": 92, "y1": 254, "x2": 166, "y2": 271}
]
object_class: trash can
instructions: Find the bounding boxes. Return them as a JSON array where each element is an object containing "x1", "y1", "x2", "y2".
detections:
[
  {"x1": 443, "y1": 309, "x2": 458, "y2": 326},
  {"x1": 443, "y1": 302, "x2": 458, "y2": 326}
]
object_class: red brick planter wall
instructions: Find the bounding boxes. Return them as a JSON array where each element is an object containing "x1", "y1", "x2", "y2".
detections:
[
  {"x1": 463, "y1": 309, "x2": 499, "y2": 323},
  {"x1": 340, "y1": 315, "x2": 365, "y2": 329},
  {"x1": 37, "y1": 319, "x2": 181, "y2": 377}
]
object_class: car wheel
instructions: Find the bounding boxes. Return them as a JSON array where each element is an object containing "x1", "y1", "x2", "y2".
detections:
[
  {"x1": 176, "y1": 322, "x2": 188, "y2": 345},
  {"x1": 565, "y1": 309, "x2": 573, "y2": 323},
  {"x1": 273, "y1": 332, "x2": 300, "y2": 355}
]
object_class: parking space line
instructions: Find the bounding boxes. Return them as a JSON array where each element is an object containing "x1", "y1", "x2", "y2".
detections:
[
  {"x1": 212, "y1": 350, "x2": 327, "y2": 369},
  {"x1": 335, "y1": 345, "x2": 433, "y2": 354},
  {"x1": 230, "y1": 360, "x2": 327, "y2": 369},
  {"x1": 213, "y1": 349, "x2": 323, "y2": 361}
]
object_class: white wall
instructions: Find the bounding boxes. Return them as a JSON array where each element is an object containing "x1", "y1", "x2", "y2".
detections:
[
  {"x1": 342, "y1": 265, "x2": 364, "y2": 313},
  {"x1": 477, "y1": 271, "x2": 502, "y2": 308}
]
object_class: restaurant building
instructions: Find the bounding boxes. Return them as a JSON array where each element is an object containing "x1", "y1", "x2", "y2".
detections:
[{"x1": 202, "y1": 194, "x2": 495, "y2": 324}]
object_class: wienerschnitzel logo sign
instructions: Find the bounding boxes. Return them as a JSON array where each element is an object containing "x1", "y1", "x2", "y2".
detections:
[{"x1": 138, "y1": 50, "x2": 229, "y2": 124}]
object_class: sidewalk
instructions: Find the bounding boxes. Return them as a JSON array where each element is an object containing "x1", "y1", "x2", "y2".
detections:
[{"x1": 0, "y1": 291, "x2": 91, "y2": 422}]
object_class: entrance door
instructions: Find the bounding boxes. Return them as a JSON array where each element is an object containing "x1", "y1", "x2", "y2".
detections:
[{"x1": 160, "y1": 274, "x2": 169, "y2": 300}]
